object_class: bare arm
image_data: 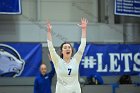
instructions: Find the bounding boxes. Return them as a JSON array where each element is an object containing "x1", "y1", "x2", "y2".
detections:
[{"x1": 74, "y1": 18, "x2": 88, "y2": 64}]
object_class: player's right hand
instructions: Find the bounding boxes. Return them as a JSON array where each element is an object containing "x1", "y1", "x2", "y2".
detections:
[{"x1": 46, "y1": 21, "x2": 52, "y2": 32}]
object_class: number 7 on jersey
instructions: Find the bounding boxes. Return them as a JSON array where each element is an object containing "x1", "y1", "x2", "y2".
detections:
[{"x1": 68, "y1": 68, "x2": 72, "y2": 75}]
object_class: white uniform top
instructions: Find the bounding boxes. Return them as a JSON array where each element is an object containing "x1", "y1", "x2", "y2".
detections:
[{"x1": 47, "y1": 38, "x2": 86, "y2": 93}]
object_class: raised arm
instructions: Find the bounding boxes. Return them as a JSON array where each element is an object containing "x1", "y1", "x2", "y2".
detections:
[
  {"x1": 74, "y1": 18, "x2": 88, "y2": 64},
  {"x1": 78, "y1": 18, "x2": 87, "y2": 38},
  {"x1": 47, "y1": 21, "x2": 52, "y2": 41},
  {"x1": 48, "y1": 61, "x2": 55, "y2": 78},
  {"x1": 47, "y1": 21, "x2": 59, "y2": 67},
  {"x1": 48, "y1": 54, "x2": 55, "y2": 78}
]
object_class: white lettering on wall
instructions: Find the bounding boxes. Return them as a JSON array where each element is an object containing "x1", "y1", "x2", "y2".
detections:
[
  {"x1": 97, "y1": 53, "x2": 107, "y2": 72},
  {"x1": 109, "y1": 53, "x2": 120, "y2": 72},
  {"x1": 134, "y1": 53, "x2": 140, "y2": 71},
  {"x1": 121, "y1": 53, "x2": 132, "y2": 72}
]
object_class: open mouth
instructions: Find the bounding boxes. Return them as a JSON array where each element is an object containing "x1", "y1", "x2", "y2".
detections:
[{"x1": 66, "y1": 52, "x2": 70, "y2": 54}]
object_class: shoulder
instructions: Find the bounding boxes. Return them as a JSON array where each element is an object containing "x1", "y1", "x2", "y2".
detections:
[
  {"x1": 71, "y1": 57, "x2": 80, "y2": 65},
  {"x1": 71, "y1": 57, "x2": 77, "y2": 63},
  {"x1": 56, "y1": 58, "x2": 64, "y2": 64}
]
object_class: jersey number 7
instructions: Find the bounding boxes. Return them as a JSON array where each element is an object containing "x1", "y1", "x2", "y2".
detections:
[{"x1": 68, "y1": 68, "x2": 72, "y2": 75}]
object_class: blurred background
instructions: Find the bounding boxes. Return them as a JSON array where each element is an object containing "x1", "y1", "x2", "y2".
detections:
[{"x1": 0, "y1": 0, "x2": 140, "y2": 93}]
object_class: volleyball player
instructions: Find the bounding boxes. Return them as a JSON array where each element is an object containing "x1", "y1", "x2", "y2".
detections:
[{"x1": 47, "y1": 18, "x2": 87, "y2": 93}]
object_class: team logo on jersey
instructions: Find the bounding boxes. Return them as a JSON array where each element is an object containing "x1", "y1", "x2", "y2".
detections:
[
  {"x1": 0, "y1": 44, "x2": 25, "y2": 77},
  {"x1": 45, "y1": 76, "x2": 49, "y2": 79}
]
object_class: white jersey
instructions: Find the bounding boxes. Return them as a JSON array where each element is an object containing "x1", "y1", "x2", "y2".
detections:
[{"x1": 47, "y1": 38, "x2": 86, "y2": 93}]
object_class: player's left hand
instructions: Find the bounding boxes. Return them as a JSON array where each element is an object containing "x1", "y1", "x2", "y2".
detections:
[{"x1": 78, "y1": 18, "x2": 88, "y2": 29}]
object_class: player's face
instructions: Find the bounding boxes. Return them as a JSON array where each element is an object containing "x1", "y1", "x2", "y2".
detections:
[
  {"x1": 62, "y1": 44, "x2": 72, "y2": 58},
  {"x1": 40, "y1": 64, "x2": 47, "y2": 76}
]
